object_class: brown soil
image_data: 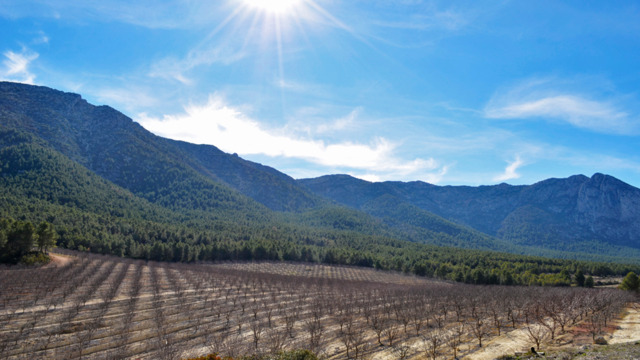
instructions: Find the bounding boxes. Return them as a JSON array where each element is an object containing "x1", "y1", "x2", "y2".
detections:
[
  {"x1": 609, "y1": 304, "x2": 640, "y2": 344},
  {"x1": 465, "y1": 303, "x2": 640, "y2": 360},
  {"x1": 48, "y1": 253, "x2": 73, "y2": 267}
]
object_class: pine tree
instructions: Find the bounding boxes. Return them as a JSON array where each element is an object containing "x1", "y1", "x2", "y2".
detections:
[
  {"x1": 619, "y1": 272, "x2": 639, "y2": 291},
  {"x1": 575, "y1": 269, "x2": 585, "y2": 287},
  {"x1": 36, "y1": 222, "x2": 57, "y2": 253},
  {"x1": 584, "y1": 275, "x2": 594, "y2": 288}
]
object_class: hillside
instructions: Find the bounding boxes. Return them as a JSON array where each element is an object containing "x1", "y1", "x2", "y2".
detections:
[
  {"x1": 0, "y1": 82, "x2": 323, "y2": 214},
  {"x1": 0, "y1": 81, "x2": 514, "y2": 254},
  {"x1": 299, "y1": 173, "x2": 640, "y2": 258},
  {"x1": 2, "y1": 81, "x2": 640, "y2": 283}
]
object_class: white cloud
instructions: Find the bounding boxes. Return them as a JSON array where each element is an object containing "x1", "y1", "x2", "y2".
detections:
[
  {"x1": 149, "y1": 46, "x2": 246, "y2": 85},
  {"x1": 1, "y1": 48, "x2": 39, "y2": 84},
  {"x1": 485, "y1": 78, "x2": 637, "y2": 134},
  {"x1": 494, "y1": 156, "x2": 524, "y2": 182},
  {"x1": 373, "y1": 10, "x2": 469, "y2": 32},
  {"x1": 32, "y1": 31, "x2": 50, "y2": 45},
  {"x1": 0, "y1": 1, "x2": 216, "y2": 29},
  {"x1": 137, "y1": 95, "x2": 442, "y2": 179},
  {"x1": 94, "y1": 86, "x2": 161, "y2": 112},
  {"x1": 287, "y1": 107, "x2": 362, "y2": 137}
]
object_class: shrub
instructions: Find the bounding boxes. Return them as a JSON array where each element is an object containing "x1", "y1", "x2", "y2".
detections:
[
  {"x1": 594, "y1": 337, "x2": 608, "y2": 345},
  {"x1": 20, "y1": 252, "x2": 51, "y2": 266},
  {"x1": 184, "y1": 350, "x2": 319, "y2": 360}
]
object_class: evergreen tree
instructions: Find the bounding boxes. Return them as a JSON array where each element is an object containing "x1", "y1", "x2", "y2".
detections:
[
  {"x1": 575, "y1": 269, "x2": 585, "y2": 287},
  {"x1": 619, "y1": 272, "x2": 639, "y2": 291},
  {"x1": 584, "y1": 275, "x2": 594, "y2": 288},
  {"x1": 0, "y1": 227, "x2": 7, "y2": 250},
  {"x1": 2, "y1": 220, "x2": 36, "y2": 263},
  {"x1": 36, "y1": 221, "x2": 57, "y2": 253}
]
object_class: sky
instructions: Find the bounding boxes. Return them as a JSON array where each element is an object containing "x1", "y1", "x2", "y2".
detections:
[{"x1": 1, "y1": 0, "x2": 640, "y2": 187}]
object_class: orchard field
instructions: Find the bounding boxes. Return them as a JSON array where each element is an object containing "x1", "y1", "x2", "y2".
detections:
[{"x1": 0, "y1": 250, "x2": 636, "y2": 360}]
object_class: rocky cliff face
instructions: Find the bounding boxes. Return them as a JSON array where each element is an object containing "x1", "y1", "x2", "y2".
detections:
[{"x1": 575, "y1": 173, "x2": 640, "y2": 247}]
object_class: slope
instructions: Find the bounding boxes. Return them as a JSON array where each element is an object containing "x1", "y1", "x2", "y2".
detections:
[
  {"x1": 0, "y1": 81, "x2": 320, "y2": 213},
  {"x1": 299, "y1": 174, "x2": 640, "y2": 259}
]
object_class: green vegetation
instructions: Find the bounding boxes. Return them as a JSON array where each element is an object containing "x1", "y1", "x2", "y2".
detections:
[
  {"x1": 0, "y1": 217, "x2": 54, "y2": 264},
  {"x1": 619, "y1": 272, "x2": 639, "y2": 291},
  {"x1": 1, "y1": 127, "x2": 640, "y2": 283},
  {"x1": 2, "y1": 83, "x2": 640, "y2": 285},
  {"x1": 183, "y1": 350, "x2": 319, "y2": 360}
]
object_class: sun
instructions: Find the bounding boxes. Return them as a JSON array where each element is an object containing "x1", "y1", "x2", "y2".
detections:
[{"x1": 243, "y1": 0, "x2": 302, "y2": 14}]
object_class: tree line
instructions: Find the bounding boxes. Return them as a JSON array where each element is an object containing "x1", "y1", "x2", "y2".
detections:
[
  {"x1": 2, "y1": 134, "x2": 640, "y2": 285},
  {"x1": 0, "y1": 218, "x2": 57, "y2": 264}
]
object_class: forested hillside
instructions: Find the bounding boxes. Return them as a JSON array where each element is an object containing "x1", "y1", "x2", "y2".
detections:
[
  {"x1": 2, "y1": 81, "x2": 640, "y2": 285},
  {"x1": 300, "y1": 173, "x2": 640, "y2": 259}
]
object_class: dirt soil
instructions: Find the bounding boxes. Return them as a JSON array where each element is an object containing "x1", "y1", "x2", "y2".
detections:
[
  {"x1": 464, "y1": 303, "x2": 640, "y2": 360},
  {"x1": 48, "y1": 253, "x2": 73, "y2": 267},
  {"x1": 463, "y1": 327, "x2": 542, "y2": 360},
  {"x1": 609, "y1": 304, "x2": 640, "y2": 344}
]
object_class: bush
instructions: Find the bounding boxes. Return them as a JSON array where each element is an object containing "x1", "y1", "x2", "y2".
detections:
[
  {"x1": 594, "y1": 336, "x2": 608, "y2": 345},
  {"x1": 20, "y1": 252, "x2": 50, "y2": 266},
  {"x1": 183, "y1": 350, "x2": 319, "y2": 360}
]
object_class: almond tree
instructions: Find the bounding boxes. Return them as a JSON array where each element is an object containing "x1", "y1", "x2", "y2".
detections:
[
  {"x1": 446, "y1": 322, "x2": 466, "y2": 359},
  {"x1": 422, "y1": 329, "x2": 444, "y2": 360}
]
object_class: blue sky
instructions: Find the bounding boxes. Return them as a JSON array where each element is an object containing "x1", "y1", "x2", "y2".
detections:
[{"x1": 2, "y1": 0, "x2": 640, "y2": 187}]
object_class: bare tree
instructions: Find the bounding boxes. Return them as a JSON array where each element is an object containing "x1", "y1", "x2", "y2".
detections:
[
  {"x1": 392, "y1": 344, "x2": 413, "y2": 360},
  {"x1": 422, "y1": 329, "x2": 444, "y2": 360},
  {"x1": 383, "y1": 317, "x2": 400, "y2": 347},
  {"x1": 446, "y1": 322, "x2": 466, "y2": 359},
  {"x1": 524, "y1": 311, "x2": 549, "y2": 351},
  {"x1": 304, "y1": 316, "x2": 324, "y2": 354},
  {"x1": 250, "y1": 319, "x2": 264, "y2": 352}
]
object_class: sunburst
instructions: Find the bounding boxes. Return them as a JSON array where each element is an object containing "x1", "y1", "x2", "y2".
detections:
[{"x1": 242, "y1": 0, "x2": 302, "y2": 14}]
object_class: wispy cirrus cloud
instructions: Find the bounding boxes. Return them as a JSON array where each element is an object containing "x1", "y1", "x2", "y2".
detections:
[
  {"x1": 494, "y1": 156, "x2": 524, "y2": 182},
  {"x1": 485, "y1": 77, "x2": 638, "y2": 135},
  {"x1": 372, "y1": 10, "x2": 469, "y2": 32},
  {"x1": 0, "y1": 1, "x2": 218, "y2": 29},
  {"x1": 0, "y1": 47, "x2": 39, "y2": 84},
  {"x1": 137, "y1": 95, "x2": 445, "y2": 180},
  {"x1": 149, "y1": 45, "x2": 247, "y2": 85}
]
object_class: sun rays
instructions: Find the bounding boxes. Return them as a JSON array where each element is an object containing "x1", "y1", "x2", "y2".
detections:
[{"x1": 242, "y1": 0, "x2": 302, "y2": 14}]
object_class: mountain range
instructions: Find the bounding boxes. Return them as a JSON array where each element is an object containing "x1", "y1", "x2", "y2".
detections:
[{"x1": 1, "y1": 81, "x2": 639, "y2": 269}]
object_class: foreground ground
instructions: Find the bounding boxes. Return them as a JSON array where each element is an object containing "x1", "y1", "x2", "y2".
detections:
[
  {"x1": 466, "y1": 305, "x2": 640, "y2": 360},
  {"x1": 0, "y1": 250, "x2": 637, "y2": 359}
]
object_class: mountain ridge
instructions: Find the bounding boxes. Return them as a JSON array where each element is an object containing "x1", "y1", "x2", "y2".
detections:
[
  {"x1": 298, "y1": 172, "x2": 640, "y2": 253},
  {"x1": 2, "y1": 80, "x2": 640, "y2": 264}
]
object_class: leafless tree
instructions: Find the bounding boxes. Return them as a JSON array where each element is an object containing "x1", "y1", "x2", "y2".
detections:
[
  {"x1": 422, "y1": 329, "x2": 444, "y2": 360},
  {"x1": 392, "y1": 344, "x2": 413, "y2": 360},
  {"x1": 304, "y1": 316, "x2": 324, "y2": 353},
  {"x1": 250, "y1": 319, "x2": 264, "y2": 352},
  {"x1": 524, "y1": 310, "x2": 549, "y2": 351},
  {"x1": 446, "y1": 322, "x2": 466, "y2": 359},
  {"x1": 383, "y1": 317, "x2": 400, "y2": 347}
]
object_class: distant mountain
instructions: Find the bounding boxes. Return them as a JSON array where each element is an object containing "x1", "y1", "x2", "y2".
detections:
[
  {"x1": 2, "y1": 81, "x2": 640, "y2": 268},
  {"x1": 299, "y1": 173, "x2": 640, "y2": 255}
]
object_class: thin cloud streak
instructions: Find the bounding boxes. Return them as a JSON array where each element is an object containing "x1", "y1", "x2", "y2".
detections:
[
  {"x1": 485, "y1": 78, "x2": 638, "y2": 135},
  {"x1": 1, "y1": 48, "x2": 38, "y2": 84},
  {"x1": 137, "y1": 95, "x2": 444, "y2": 180},
  {"x1": 494, "y1": 156, "x2": 524, "y2": 182}
]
